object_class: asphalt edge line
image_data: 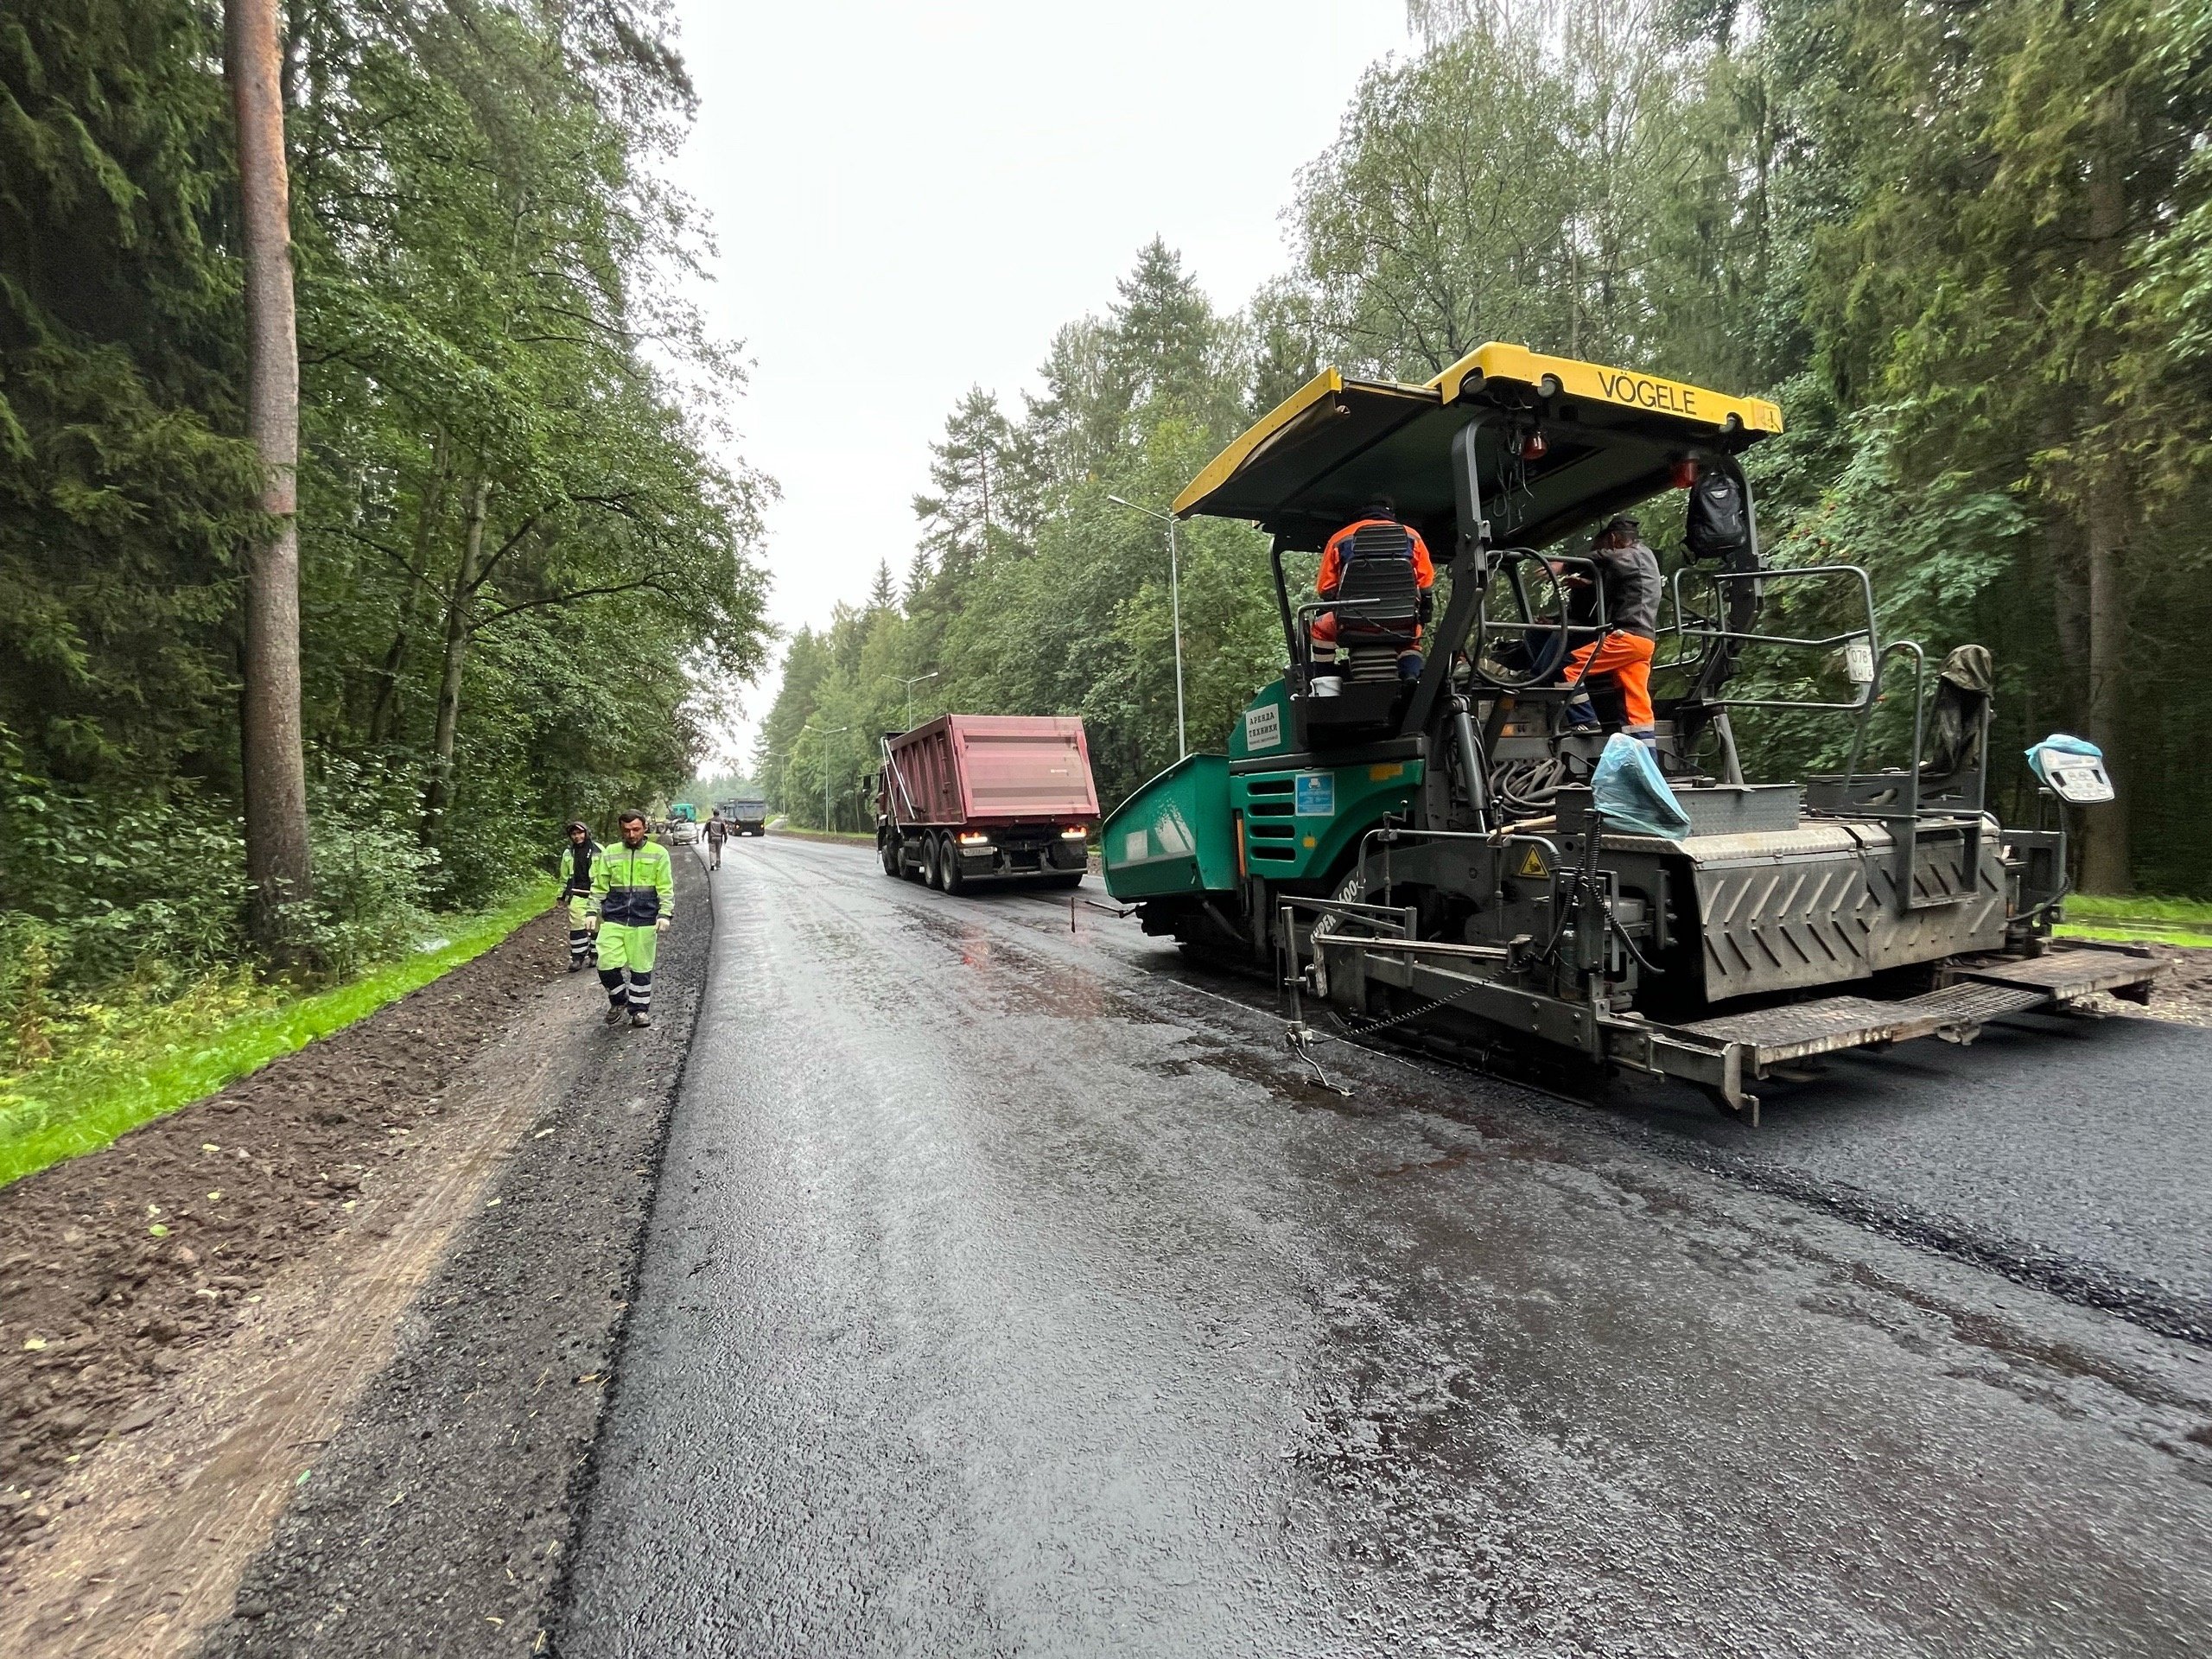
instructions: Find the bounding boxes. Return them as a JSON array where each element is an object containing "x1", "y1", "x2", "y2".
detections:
[{"x1": 539, "y1": 846, "x2": 716, "y2": 1656}]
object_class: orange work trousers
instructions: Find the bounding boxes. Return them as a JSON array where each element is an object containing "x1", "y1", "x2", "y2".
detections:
[
  {"x1": 1310, "y1": 610, "x2": 1421, "y2": 652},
  {"x1": 1564, "y1": 631, "x2": 1656, "y2": 729}
]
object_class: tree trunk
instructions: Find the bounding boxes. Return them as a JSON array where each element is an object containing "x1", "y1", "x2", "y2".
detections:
[
  {"x1": 226, "y1": 0, "x2": 314, "y2": 954},
  {"x1": 2046, "y1": 510, "x2": 2087, "y2": 728},
  {"x1": 2081, "y1": 480, "x2": 2131, "y2": 893},
  {"x1": 420, "y1": 478, "x2": 488, "y2": 843},
  {"x1": 366, "y1": 433, "x2": 450, "y2": 744},
  {"x1": 2076, "y1": 86, "x2": 2132, "y2": 895}
]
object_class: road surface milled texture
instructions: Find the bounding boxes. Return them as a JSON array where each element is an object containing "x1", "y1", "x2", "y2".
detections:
[{"x1": 563, "y1": 836, "x2": 2212, "y2": 1658}]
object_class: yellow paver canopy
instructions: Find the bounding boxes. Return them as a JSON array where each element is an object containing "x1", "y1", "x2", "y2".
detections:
[{"x1": 1174, "y1": 343, "x2": 1782, "y2": 553}]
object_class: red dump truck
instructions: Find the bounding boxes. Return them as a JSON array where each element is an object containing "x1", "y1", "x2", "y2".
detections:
[{"x1": 876, "y1": 715, "x2": 1099, "y2": 893}]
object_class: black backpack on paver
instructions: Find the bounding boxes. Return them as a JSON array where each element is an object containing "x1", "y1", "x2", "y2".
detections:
[{"x1": 1687, "y1": 471, "x2": 1750, "y2": 561}]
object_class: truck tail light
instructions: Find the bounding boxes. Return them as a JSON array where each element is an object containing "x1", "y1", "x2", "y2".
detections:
[
  {"x1": 957, "y1": 832, "x2": 991, "y2": 847},
  {"x1": 1061, "y1": 828, "x2": 1088, "y2": 839}
]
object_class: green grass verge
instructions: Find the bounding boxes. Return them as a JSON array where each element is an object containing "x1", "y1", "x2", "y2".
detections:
[
  {"x1": 0, "y1": 883, "x2": 553, "y2": 1190},
  {"x1": 2056, "y1": 893, "x2": 2212, "y2": 950}
]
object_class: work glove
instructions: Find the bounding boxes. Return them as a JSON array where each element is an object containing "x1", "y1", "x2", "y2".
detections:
[
  {"x1": 655, "y1": 918, "x2": 671, "y2": 934},
  {"x1": 586, "y1": 916, "x2": 601, "y2": 932}
]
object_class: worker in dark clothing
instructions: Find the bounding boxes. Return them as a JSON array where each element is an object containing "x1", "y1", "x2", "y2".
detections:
[
  {"x1": 704, "y1": 811, "x2": 728, "y2": 871},
  {"x1": 1559, "y1": 514, "x2": 1662, "y2": 743},
  {"x1": 556, "y1": 821, "x2": 600, "y2": 972},
  {"x1": 591, "y1": 810, "x2": 674, "y2": 1028},
  {"x1": 1310, "y1": 498, "x2": 1436, "y2": 683}
]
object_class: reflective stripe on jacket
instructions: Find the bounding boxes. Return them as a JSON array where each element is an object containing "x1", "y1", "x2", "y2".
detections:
[
  {"x1": 1317, "y1": 518, "x2": 1436, "y2": 597},
  {"x1": 593, "y1": 839, "x2": 675, "y2": 927}
]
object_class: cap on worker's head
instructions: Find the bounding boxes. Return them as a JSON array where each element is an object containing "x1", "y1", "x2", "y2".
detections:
[
  {"x1": 565, "y1": 819, "x2": 588, "y2": 836},
  {"x1": 1364, "y1": 496, "x2": 1397, "y2": 519},
  {"x1": 1601, "y1": 514, "x2": 1641, "y2": 541}
]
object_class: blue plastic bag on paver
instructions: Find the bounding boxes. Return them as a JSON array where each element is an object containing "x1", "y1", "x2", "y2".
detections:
[
  {"x1": 1590, "y1": 733, "x2": 1693, "y2": 839},
  {"x1": 2024, "y1": 732, "x2": 2101, "y2": 786},
  {"x1": 2024, "y1": 732, "x2": 2115, "y2": 804}
]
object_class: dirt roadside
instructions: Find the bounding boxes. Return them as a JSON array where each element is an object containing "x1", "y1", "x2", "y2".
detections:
[
  {"x1": 199, "y1": 853, "x2": 708, "y2": 1657},
  {"x1": 2141, "y1": 943, "x2": 2212, "y2": 1027},
  {"x1": 0, "y1": 913, "x2": 568, "y2": 1559},
  {"x1": 2079, "y1": 942, "x2": 2212, "y2": 1028},
  {"x1": 0, "y1": 850, "x2": 709, "y2": 1656}
]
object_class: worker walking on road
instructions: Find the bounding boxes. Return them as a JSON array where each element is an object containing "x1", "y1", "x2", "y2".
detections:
[
  {"x1": 705, "y1": 811, "x2": 728, "y2": 871},
  {"x1": 557, "y1": 821, "x2": 601, "y2": 973},
  {"x1": 591, "y1": 810, "x2": 674, "y2": 1028}
]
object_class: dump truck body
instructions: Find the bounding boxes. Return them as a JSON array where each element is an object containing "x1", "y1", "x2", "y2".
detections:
[
  {"x1": 718, "y1": 797, "x2": 768, "y2": 836},
  {"x1": 877, "y1": 715, "x2": 1099, "y2": 892}
]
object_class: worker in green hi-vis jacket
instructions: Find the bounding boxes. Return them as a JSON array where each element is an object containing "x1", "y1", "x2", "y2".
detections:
[
  {"x1": 556, "y1": 821, "x2": 601, "y2": 973},
  {"x1": 590, "y1": 810, "x2": 674, "y2": 1028}
]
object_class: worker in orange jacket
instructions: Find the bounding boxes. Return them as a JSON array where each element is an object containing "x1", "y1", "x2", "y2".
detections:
[
  {"x1": 1557, "y1": 514, "x2": 1662, "y2": 744},
  {"x1": 1309, "y1": 499, "x2": 1436, "y2": 683}
]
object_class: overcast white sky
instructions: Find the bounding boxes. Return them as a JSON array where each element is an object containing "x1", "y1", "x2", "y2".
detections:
[{"x1": 664, "y1": 0, "x2": 1409, "y2": 770}]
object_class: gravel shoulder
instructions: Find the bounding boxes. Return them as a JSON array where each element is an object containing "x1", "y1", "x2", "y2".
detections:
[
  {"x1": 2113, "y1": 941, "x2": 2212, "y2": 1027},
  {"x1": 0, "y1": 849, "x2": 710, "y2": 1658},
  {"x1": 1, "y1": 911, "x2": 569, "y2": 1573},
  {"x1": 199, "y1": 851, "x2": 709, "y2": 1658}
]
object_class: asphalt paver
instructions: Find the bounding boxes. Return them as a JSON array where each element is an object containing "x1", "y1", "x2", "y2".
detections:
[{"x1": 562, "y1": 836, "x2": 2212, "y2": 1658}]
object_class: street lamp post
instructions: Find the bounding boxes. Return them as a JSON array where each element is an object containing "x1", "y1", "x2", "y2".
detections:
[
  {"x1": 801, "y1": 722, "x2": 849, "y2": 831},
  {"x1": 899, "y1": 671, "x2": 940, "y2": 730},
  {"x1": 1107, "y1": 494, "x2": 1186, "y2": 760}
]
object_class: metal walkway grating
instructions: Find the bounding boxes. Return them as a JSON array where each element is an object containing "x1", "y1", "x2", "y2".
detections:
[{"x1": 1681, "y1": 981, "x2": 2045, "y2": 1065}]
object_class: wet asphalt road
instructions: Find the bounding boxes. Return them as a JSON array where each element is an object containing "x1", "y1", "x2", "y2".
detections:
[{"x1": 562, "y1": 835, "x2": 2212, "y2": 1658}]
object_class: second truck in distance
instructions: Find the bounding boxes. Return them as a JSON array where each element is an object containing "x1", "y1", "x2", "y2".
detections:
[{"x1": 716, "y1": 796, "x2": 769, "y2": 836}]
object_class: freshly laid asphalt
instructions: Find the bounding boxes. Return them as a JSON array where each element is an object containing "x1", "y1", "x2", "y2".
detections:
[{"x1": 560, "y1": 836, "x2": 2212, "y2": 1658}]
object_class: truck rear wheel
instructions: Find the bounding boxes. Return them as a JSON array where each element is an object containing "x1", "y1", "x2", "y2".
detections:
[
  {"x1": 923, "y1": 833, "x2": 946, "y2": 890},
  {"x1": 880, "y1": 835, "x2": 900, "y2": 878},
  {"x1": 941, "y1": 839, "x2": 968, "y2": 894}
]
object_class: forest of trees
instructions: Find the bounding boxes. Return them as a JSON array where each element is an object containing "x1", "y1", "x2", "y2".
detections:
[
  {"x1": 759, "y1": 0, "x2": 2212, "y2": 896},
  {"x1": 2, "y1": 0, "x2": 768, "y2": 1012}
]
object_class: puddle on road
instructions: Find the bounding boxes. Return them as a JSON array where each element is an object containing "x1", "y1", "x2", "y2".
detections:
[{"x1": 902, "y1": 905, "x2": 1172, "y2": 1027}]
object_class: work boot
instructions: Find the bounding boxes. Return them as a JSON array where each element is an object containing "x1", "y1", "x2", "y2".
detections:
[
  {"x1": 603, "y1": 1002, "x2": 627, "y2": 1027},
  {"x1": 1562, "y1": 696, "x2": 1602, "y2": 732},
  {"x1": 630, "y1": 1011, "x2": 652, "y2": 1029},
  {"x1": 568, "y1": 958, "x2": 588, "y2": 974}
]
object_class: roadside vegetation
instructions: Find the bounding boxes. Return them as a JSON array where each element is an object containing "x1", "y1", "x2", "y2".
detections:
[
  {"x1": 757, "y1": 0, "x2": 2212, "y2": 902},
  {"x1": 2057, "y1": 895, "x2": 2212, "y2": 949},
  {"x1": 1, "y1": 1, "x2": 768, "y2": 1161},
  {"x1": 0, "y1": 884, "x2": 550, "y2": 1188}
]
